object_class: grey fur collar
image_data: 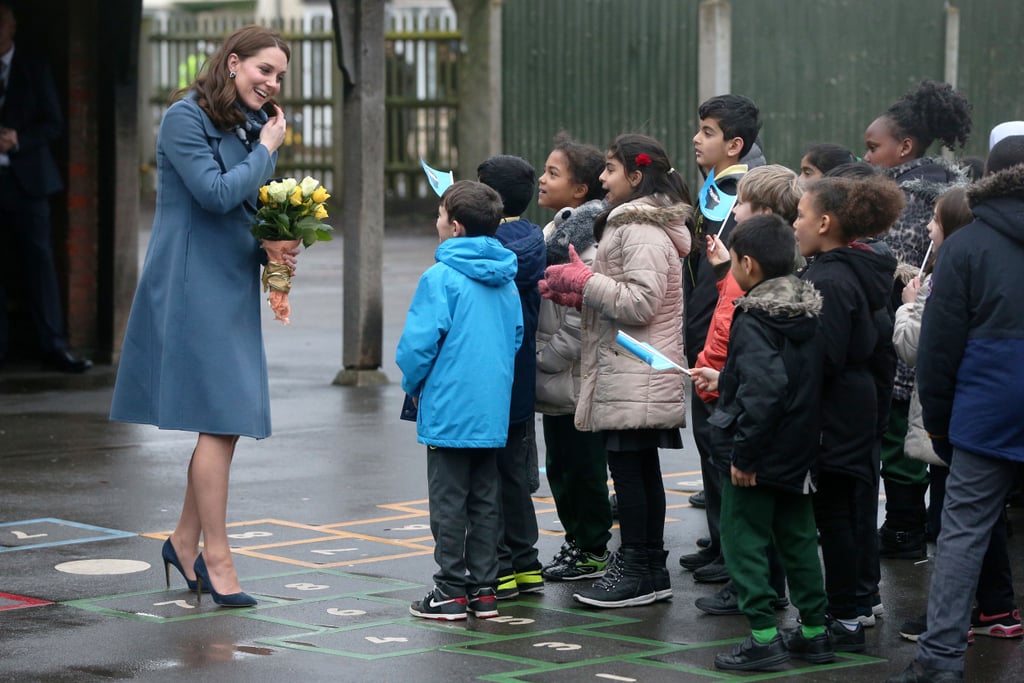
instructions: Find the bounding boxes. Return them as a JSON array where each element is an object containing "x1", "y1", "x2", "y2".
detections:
[
  {"x1": 968, "y1": 163, "x2": 1024, "y2": 206},
  {"x1": 736, "y1": 275, "x2": 823, "y2": 317},
  {"x1": 545, "y1": 199, "x2": 604, "y2": 265},
  {"x1": 605, "y1": 197, "x2": 692, "y2": 231},
  {"x1": 892, "y1": 156, "x2": 969, "y2": 202}
]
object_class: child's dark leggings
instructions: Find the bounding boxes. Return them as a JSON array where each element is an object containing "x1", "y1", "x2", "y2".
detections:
[{"x1": 607, "y1": 448, "x2": 665, "y2": 550}]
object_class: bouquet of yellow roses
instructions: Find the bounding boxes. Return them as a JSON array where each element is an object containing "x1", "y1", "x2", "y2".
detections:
[{"x1": 251, "y1": 176, "x2": 334, "y2": 324}]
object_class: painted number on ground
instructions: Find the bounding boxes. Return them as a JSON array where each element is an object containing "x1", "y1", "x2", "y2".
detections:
[
  {"x1": 228, "y1": 531, "x2": 274, "y2": 539},
  {"x1": 534, "y1": 641, "x2": 581, "y2": 651},
  {"x1": 311, "y1": 548, "x2": 358, "y2": 556},
  {"x1": 9, "y1": 531, "x2": 47, "y2": 540},
  {"x1": 284, "y1": 582, "x2": 329, "y2": 591},
  {"x1": 365, "y1": 636, "x2": 408, "y2": 644},
  {"x1": 153, "y1": 600, "x2": 195, "y2": 610},
  {"x1": 326, "y1": 608, "x2": 366, "y2": 616},
  {"x1": 491, "y1": 615, "x2": 535, "y2": 625}
]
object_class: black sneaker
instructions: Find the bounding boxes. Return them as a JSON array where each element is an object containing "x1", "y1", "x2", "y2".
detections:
[
  {"x1": 647, "y1": 548, "x2": 672, "y2": 601},
  {"x1": 714, "y1": 634, "x2": 789, "y2": 671},
  {"x1": 884, "y1": 660, "x2": 964, "y2": 683},
  {"x1": 696, "y1": 536, "x2": 712, "y2": 549},
  {"x1": 495, "y1": 573, "x2": 518, "y2": 600},
  {"x1": 781, "y1": 627, "x2": 835, "y2": 664},
  {"x1": 897, "y1": 613, "x2": 975, "y2": 644},
  {"x1": 409, "y1": 586, "x2": 468, "y2": 621},
  {"x1": 693, "y1": 560, "x2": 730, "y2": 583},
  {"x1": 696, "y1": 584, "x2": 789, "y2": 616},
  {"x1": 544, "y1": 547, "x2": 609, "y2": 581},
  {"x1": 467, "y1": 587, "x2": 498, "y2": 618},
  {"x1": 678, "y1": 548, "x2": 717, "y2": 571},
  {"x1": 827, "y1": 617, "x2": 866, "y2": 652},
  {"x1": 572, "y1": 549, "x2": 656, "y2": 609},
  {"x1": 541, "y1": 541, "x2": 577, "y2": 578}
]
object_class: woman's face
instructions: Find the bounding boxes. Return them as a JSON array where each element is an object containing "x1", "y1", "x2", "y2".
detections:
[
  {"x1": 538, "y1": 150, "x2": 584, "y2": 210},
  {"x1": 798, "y1": 155, "x2": 824, "y2": 189},
  {"x1": 863, "y1": 116, "x2": 905, "y2": 169},
  {"x1": 599, "y1": 154, "x2": 638, "y2": 207},
  {"x1": 229, "y1": 47, "x2": 288, "y2": 112}
]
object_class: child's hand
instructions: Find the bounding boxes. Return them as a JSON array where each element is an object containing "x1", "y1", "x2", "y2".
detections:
[
  {"x1": 539, "y1": 280, "x2": 583, "y2": 310},
  {"x1": 731, "y1": 464, "x2": 757, "y2": 487},
  {"x1": 543, "y1": 244, "x2": 593, "y2": 294},
  {"x1": 902, "y1": 275, "x2": 922, "y2": 304},
  {"x1": 706, "y1": 235, "x2": 729, "y2": 266},
  {"x1": 690, "y1": 366, "x2": 720, "y2": 393}
]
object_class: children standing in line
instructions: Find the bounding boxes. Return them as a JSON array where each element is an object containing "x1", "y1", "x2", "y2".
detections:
[
  {"x1": 863, "y1": 80, "x2": 972, "y2": 560},
  {"x1": 794, "y1": 175, "x2": 904, "y2": 650},
  {"x1": 681, "y1": 94, "x2": 763, "y2": 583},
  {"x1": 476, "y1": 155, "x2": 548, "y2": 600},
  {"x1": 692, "y1": 215, "x2": 831, "y2": 671},
  {"x1": 533, "y1": 133, "x2": 614, "y2": 582},
  {"x1": 396, "y1": 180, "x2": 524, "y2": 621},
  {"x1": 690, "y1": 164, "x2": 803, "y2": 616},
  {"x1": 541, "y1": 134, "x2": 692, "y2": 608}
]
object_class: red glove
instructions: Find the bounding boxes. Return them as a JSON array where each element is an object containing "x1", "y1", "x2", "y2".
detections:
[
  {"x1": 539, "y1": 279, "x2": 584, "y2": 310},
  {"x1": 543, "y1": 244, "x2": 593, "y2": 295}
]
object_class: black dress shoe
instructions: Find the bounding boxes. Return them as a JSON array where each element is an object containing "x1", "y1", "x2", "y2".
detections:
[
  {"x1": 678, "y1": 548, "x2": 717, "y2": 571},
  {"x1": 696, "y1": 536, "x2": 712, "y2": 548},
  {"x1": 42, "y1": 350, "x2": 93, "y2": 373},
  {"x1": 780, "y1": 626, "x2": 835, "y2": 663},
  {"x1": 693, "y1": 560, "x2": 730, "y2": 583},
  {"x1": 714, "y1": 634, "x2": 789, "y2": 671},
  {"x1": 689, "y1": 490, "x2": 706, "y2": 508},
  {"x1": 885, "y1": 660, "x2": 963, "y2": 682},
  {"x1": 827, "y1": 617, "x2": 866, "y2": 652},
  {"x1": 695, "y1": 583, "x2": 789, "y2": 615}
]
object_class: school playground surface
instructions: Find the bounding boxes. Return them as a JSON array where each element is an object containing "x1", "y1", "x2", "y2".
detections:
[{"x1": 2, "y1": 233, "x2": 1023, "y2": 682}]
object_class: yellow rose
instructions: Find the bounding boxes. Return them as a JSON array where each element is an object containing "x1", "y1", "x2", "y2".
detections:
[
  {"x1": 259, "y1": 185, "x2": 269, "y2": 205},
  {"x1": 314, "y1": 204, "x2": 328, "y2": 219},
  {"x1": 312, "y1": 186, "x2": 330, "y2": 203},
  {"x1": 290, "y1": 186, "x2": 304, "y2": 206}
]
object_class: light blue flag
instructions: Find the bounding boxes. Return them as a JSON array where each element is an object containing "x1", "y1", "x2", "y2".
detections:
[
  {"x1": 615, "y1": 331, "x2": 689, "y2": 374},
  {"x1": 420, "y1": 158, "x2": 455, "y2": 197},
  {"x1": 698, "y1": 168, "x2": 738, "y2": 225}
]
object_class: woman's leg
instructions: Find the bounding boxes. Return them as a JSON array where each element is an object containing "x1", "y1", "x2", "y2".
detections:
[{"x1": 178, "y1": 433, "x2": 241, "y2": 594}]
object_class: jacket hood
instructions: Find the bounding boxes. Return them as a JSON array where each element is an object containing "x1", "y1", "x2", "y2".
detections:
[
  {"x1": 967, "y1": 163, "x2": 1024, "y2": 246},
  {"x1": 606, "y1": 195, "x2": 693, "y2": 257},
  {"x1": 890, "y1": 156, "x2": 969, "y2": 202},
  {"x1": 735, "y1": 275, "x2": 822, "y2": 342},
  {"x1": 814, "y1": 244, "x2": 897, "y2": 310},
  {"x1": 544, "y1": 199, "x2": 605, "y2": 265},
  {"x1": 495, "y1": 218, "x2": 547, "y2": 287},
  {"x1": 435, "y1": 236, "x2": 519, "y2": 286}
]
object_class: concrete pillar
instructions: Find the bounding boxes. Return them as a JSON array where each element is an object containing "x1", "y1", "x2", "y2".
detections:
[
  {"x1": 332, "y1": 0, "x2": 388, "y2": 386},
  {"x1": 698, "y1": 0, "x2": 731, "y2": 103},
  {"x1": 451, "y1": 0, "x2": 502, "y2": 174}
]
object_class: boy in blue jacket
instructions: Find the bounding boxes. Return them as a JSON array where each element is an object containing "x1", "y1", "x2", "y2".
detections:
[
  {"x1": 691, "y1": 215, "x2": 832, "y2": 671},
  {"x1": 477, "y1": 155, "x2": 548, "y2": 599},
  {"x1": 396, "y1": 180, "x2": 524, "y2": 621}
]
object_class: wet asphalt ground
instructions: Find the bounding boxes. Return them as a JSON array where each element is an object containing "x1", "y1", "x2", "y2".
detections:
[{"x1": 2, "y1": 230, "x2": 1023, "y2": 682}]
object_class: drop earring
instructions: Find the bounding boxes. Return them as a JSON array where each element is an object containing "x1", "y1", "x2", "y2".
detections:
[{"x1": 229, "y1": 71, "x2": 236, "y2": 79}]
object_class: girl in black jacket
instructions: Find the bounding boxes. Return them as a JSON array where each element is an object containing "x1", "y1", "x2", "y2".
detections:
[{"x1": 794, "y1": 175, "x2": 904, "y2": 650}]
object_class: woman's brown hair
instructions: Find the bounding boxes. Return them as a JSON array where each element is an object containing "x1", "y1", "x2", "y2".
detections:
[{"x1": 171, "y1": 25, "x2": 290, "y2": 131}]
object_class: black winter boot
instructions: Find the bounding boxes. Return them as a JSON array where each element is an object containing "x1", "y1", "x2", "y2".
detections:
[
  {"x1": 880, "y1": 481, "x2": 927, "y2": 559},
  {"x1": 647, "y1": 548, "x2": 672, "y2": 601},
  {"x1": 572, "y1": 548, "x2": 655, "y2": 608}
]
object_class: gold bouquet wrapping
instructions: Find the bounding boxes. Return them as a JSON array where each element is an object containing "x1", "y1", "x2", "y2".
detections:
[{"x1": 261, "y1": 239, "x2": 301, "y2": 325}]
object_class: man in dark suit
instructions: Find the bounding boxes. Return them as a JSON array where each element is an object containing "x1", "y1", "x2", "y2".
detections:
[{"x1": 0, "y1": 4, "x2": 90, "y2": 372}]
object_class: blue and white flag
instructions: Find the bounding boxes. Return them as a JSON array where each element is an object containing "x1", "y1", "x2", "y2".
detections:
[
  {"x1": 616, "y1": 331, "x2": 689, "y2": 374},
  {"x1": 420, "y1": 158, "x2": 455, "y2": 197}
]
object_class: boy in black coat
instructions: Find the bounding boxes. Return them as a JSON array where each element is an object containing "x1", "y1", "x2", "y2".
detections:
[{"x1": 692, "y1": 215, "x2": 831, "y2": 671}]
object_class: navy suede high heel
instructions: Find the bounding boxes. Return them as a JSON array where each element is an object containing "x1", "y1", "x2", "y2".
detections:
[
  {"x1": 162, "y1": 538, "x2": 198, "y2": 591},
  {"x1": 193, "y1": 554, "x2": 257, "y2": 607}
]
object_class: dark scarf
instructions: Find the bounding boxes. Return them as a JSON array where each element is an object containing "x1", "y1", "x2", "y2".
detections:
[{"x1": 232, "y1": 103, "x2": 268, "y2": 151}]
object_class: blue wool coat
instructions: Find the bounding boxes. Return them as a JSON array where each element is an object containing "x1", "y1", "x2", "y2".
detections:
[
  {"x1": 396, "y1": 236, "x2": 524, "y2": 448},
  {"x1": 110, "y1": 96, "x2": 277, "y2": 439}
]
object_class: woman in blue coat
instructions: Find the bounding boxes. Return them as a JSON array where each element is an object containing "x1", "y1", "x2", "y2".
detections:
[{"x1": 110, "y1": 26, "x2": 291, "y2": 607}]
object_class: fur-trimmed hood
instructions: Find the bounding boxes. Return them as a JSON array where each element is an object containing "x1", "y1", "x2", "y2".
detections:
[
  {"x1": 735, "y1": 275, "x2": 822, "y2": 343},
  {"x1": 543, "y1": 199, "x2": 605, "y2": 265},
  {"x1": 968, "y1": 163, "x2": 1024, "y2": 205},
  {"x1": 890, "y1": 156, "x2": 969, "y2": 202},
  {"x1": 605, "y1": 195, "x2": 693, "y2": 257}
]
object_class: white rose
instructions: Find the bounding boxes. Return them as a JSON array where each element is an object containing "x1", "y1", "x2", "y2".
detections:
[{"x1": 299, "y1": 176, "x2": 320, "y2": 198}]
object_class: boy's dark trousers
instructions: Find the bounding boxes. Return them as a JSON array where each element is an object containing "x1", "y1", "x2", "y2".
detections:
[
  {"x1": 692, "y1": 388, "x2": 722, "y2": 557},
  {"x1": 720, "y1": 479, "x2": 827, "y2": 630},
  {"x1": 543, "y1": 413, "x2": 612, "y2": 555},
  {"x1": 428, "y1": 445, "x2": 500, "y2": 597},
  {"x1": 497, "y1": 419, "x2": 542, "y2": 573}
]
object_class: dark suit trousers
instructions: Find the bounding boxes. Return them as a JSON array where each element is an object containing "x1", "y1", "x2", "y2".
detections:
[{"x1": 0, "y1": 177, "x2": 68, "y2": 355}]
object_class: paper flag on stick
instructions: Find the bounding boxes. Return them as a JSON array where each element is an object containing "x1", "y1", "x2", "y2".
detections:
[
  {"x1": 698, "y1": 168, "x2": 738, "y2": 226},
  {"x1": 420, "y1": 158, "x2": 455, "y2": 197},
  {"x1": 919, "y1": 240, "x2": 933, "y2": 275},
  {"x1": 616, "y1": 331, "x2": 690, "y2": 374}
]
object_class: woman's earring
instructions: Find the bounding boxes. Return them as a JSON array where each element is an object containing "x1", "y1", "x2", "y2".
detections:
[{"x1": 229, "y1": 71, "x2": 236, "y2": 79}]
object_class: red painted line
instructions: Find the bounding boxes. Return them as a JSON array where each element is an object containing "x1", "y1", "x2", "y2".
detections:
[{"x1": 0, "y1": 592, "x2": 52, "y2": 610}]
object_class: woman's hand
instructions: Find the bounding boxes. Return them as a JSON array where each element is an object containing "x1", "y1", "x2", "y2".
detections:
[
  {"x1": 690, "y1": 366, "x2": 720, "y2": 393},
  {"x1": 259, "y1": 105, "x2": 287, "y2": 154},
  {"x1": 261, "y1": 239, "x2": 300, "y2": 274},
  {"x1": 706, "y1": 235, "x2": 730, "y2": 266},
  {"x1": 902, "y1": 275, "x2": 921, "y2": 305}
]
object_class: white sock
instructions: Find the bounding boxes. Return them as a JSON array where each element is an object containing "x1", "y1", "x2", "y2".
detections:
[{"x1": 836, "y1": 618, "x2": 860, "y2": 631}]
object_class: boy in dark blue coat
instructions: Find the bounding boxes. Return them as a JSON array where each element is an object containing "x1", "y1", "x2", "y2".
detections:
[
  {"x1": 477, "y1": 155, "x2": 547, "y2": 599},
  {"x1": 692, "y1": 215, "x2": 831, "y2": 672}
]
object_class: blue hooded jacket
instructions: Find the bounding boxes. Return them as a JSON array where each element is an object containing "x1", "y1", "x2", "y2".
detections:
[
  {"x1": 396, "y1": 236, "x2": 524, "y2": 448},
  {"x1": 495, "y1": 218, "x2": 546, "y2": 424}
]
